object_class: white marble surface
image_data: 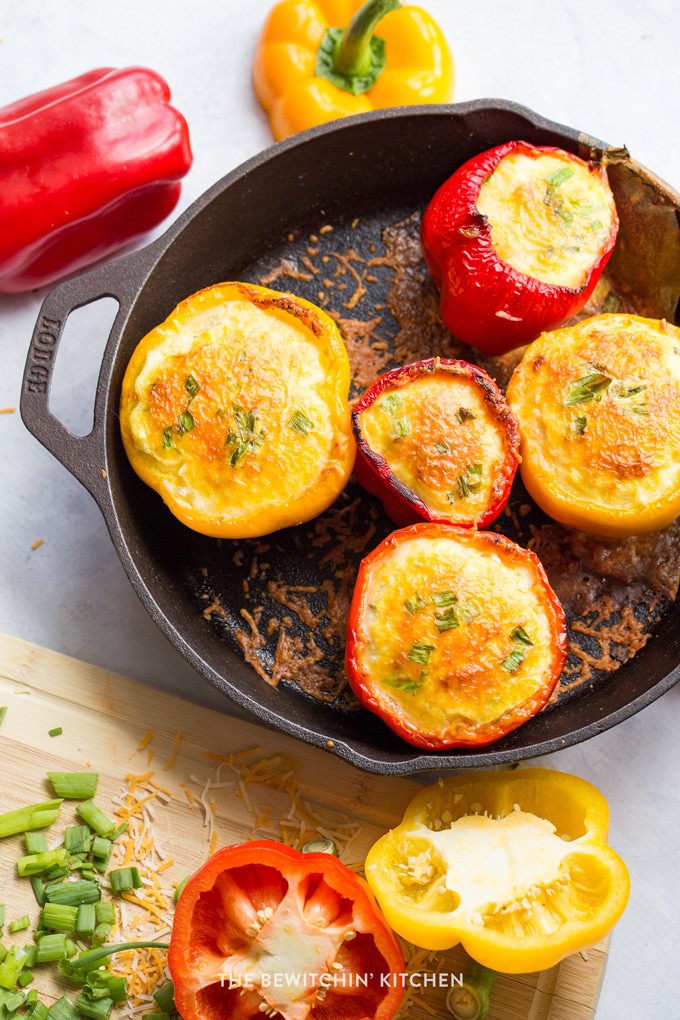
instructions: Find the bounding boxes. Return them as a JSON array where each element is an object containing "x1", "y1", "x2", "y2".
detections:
[{"x1": 0, "y1": 1, "x2": 678, "y2": 1016}]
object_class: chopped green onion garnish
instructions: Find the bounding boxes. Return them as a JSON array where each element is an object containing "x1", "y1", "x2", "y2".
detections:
[
  {"x1": 48, "y1": 728, "x2": 63, "y2": 738},
  {"x1": 288, "y1": 411, "x2": 314, "y2": 435},
  {"x1": 431, "y1": 591, "x2": 457, "y2": 607},
  {"x1": 9, "y1": 916, "x2": 30, "y2": 933},
  {"x1": 456, "y1": 475, "x2": 469, "y2": 499},
  {"x1": 91, "y1": 924, "x2": 111, "y2": 947},
  {"x1": 48, "y1": 774, "x2": 99, "y2": 801},
  {"x1": 0, "y1": 988, "x2": 24, "y2": 1010},
  {"x1": 565, "y1": 372, "x2": 612, "y2": 405},
  {"x1": 152, "y1": 983, "x2": 175, "y2": 1013},
  {"x1": 162, "y1": 427, "x2": 173, "y2": 449},
  {"x1": 381, "y1": 393, "x2": 402, "y2": 414},
  {"x1": 0, "y1": 801, "x2": 62, "y2": 839},
  {"x1": 46, "y1": 996, "x2": 80, "y2": 1020},
  {"x1": 384, "y1": 676, "x2": 421, "y2": 695},
  {"x1": 501, "y1": 648, "x2": 526, "y2": 673},
  {"x1": 434, "y1": 441, "x2": 449, "y2": 454},
  {"x1": 408, "y1": 643, "x2": 435, "y2": 665},
  {"x1": 404, "y1": 594, "x2": 426, "y2": 615},
  {"x1": 546, "y1": 166, "x2": 574, "y2": 188},
  {"x1": 41, "y1": 904, "x2": 78, "y2": 933},
  {"x1": 184, "y1": 375, "x2": 200, "y2": 399},
  {"x1": 45, "y1": 880, "x2": 100, "y2": 907},
  {"x1": 178, "y1": 410, "x2": 195, "y2": 434},
  {"x1": 142, "y1": 1013, "x2": 170, "y2": 1020},
  {"x1": 30, "y1": 877, "x2": 46, "y2": 908},
  {"x1": 64, "y1": 826, "x2": 91, "y2": 855},
  {"x1": 93, "y1": 902, "x2": 115, "y2": 927},
  {"x1": 393, "y1": 418, "x2": 411, "y2": 438},
  {"x1": 435, "y1": 607, "x2": 461, "y2": 632},
  {"x1": 90, "y1": 837, "x2": 111, "y2": 861},
  {"x1": 109, "y1": 823, "x2": 128, "y2": 842},
  {"x1": 75, "y1": 803, "x2": 115, "y2": 839},
  {"x1": 43, "y1": 865, "x2": 69, "y2": 881},
  {"x1": 26, "y1": 990, "x2": 38, "y2": 1006},
  {"x1": 174, "y1": 877, "x2": 189, "y2": 903},
  {"x1": 18, "y1": 971, "x2": 34, "y2": 988},
  {"x1": 75, "y1": 905, "x2": 96, "y2": 940},
  {"x1": 574, "y1": 415, "x2": 587, "y2": 436},
  {"x1": 17, "y1": 849, "x2": 70, "y2": 878},
  {"x1": 27, "y1": 1002, "x2": 48, "y2": 1020},
  {"x1": 35, "y1": 935, "x2": 69, "y2": 964},
  {"x1": 24, "y1": 834, "x2": 48, "y2": 855},
  {"x1": 85, "y1": 972, "x2": 127, "y2": 1004},
  {"x1": 21, "y1": 947, "x2": 37, "y2": 969},
  {"x1": 0, "y1": 948, "x2": 24, "y2": 988},
  {"x1": 456, "y1": 407, "x2": 476, "y2": 423},
  {"x1": 109, "y1": 868, "x2": 142, "y2": 894},
  {"x1": 511, "y1": 626, "x2": 534, "y2": 647},
  {"x1": 77, "y1": 994, "x2": 114, "y2": 1020}
]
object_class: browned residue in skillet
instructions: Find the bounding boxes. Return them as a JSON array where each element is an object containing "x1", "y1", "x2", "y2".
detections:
[{"x1": 197, "y1": 212, "x2": 678, "y2": 707}]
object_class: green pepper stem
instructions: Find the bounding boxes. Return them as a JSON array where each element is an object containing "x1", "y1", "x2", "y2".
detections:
[
  {"x1": 333, "y1": 0, "x2": 402, "y2": 77},
  {"x1": 446, "y1": 962, "x2": 498, "y2": 1020}
]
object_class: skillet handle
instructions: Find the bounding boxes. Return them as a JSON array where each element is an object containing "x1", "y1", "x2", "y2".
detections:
[{"x1": 20, "y1": 252, "x2": 144, "y2": 501}]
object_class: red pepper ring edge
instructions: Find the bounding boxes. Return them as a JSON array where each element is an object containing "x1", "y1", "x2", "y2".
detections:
[
  {"x1": 168, "y1": 840, "x2": 404, "y2": 1020},
  {"x1": 420, "y1": 140, "x2": 619, "y2": 355},
  {"x1": 346, "y1": 523, "x2": 568, "y2": 751},
  {"x1": 351, "y1": 357, "x2": 520, "y2": 528}
]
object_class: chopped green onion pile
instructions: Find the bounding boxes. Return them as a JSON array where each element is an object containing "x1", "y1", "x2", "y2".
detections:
[
  {"x1": 48, "y1": 777, "x2": 99, "y2": 802},
  {"x1": 0, "y1": 776, "x2": 177, "y2": 1020}
]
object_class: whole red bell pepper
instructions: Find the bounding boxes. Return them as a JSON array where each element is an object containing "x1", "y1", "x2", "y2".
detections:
[{"x1": 0, "y1": 67, "x2": 193, "y2": 292}]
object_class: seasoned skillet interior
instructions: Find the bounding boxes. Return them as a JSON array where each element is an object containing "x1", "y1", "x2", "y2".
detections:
[{"x1": 103, "y1": 108, "x2": 680, "y2": 769}]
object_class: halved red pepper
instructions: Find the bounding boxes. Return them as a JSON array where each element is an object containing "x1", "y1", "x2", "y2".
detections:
[
  {"x1": 168, "y1": 841, "x2": 404, "y2": 1020},
  {"x1": 421, "y1": 141, "x2": 619, "y2": 355},
  {"x1": 0, "y1": 67, "x2": 193, "y2": 292},
  {"x1": 352, "y1": 358, "x2": 520, "y2": 529}
]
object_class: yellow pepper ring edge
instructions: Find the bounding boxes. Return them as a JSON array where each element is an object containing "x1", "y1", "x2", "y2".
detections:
[{"x1": 365, "y1": 768, "x2": 630, "y2": 974}]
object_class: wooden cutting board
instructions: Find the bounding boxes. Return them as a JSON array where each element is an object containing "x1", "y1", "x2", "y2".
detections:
[{"x1": 0, "y1": 633, "x2": 608, "y2": 1019}]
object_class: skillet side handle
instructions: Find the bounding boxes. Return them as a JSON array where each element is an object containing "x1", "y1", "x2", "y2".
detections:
[{"x1": 20, "y1": 254, "x2": 140, "y2": 501}]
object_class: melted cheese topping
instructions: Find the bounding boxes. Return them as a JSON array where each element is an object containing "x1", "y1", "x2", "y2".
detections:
[
  {"x1": 359, "y1": 374, "x2": 507, "y2": 523},
  {"x1": 360, "y1": 533, "x2": 557, "y2": 738},
  {"x1": 477, "y1": 152, "x2": 616, "y2": 288},
  {"x1": 507, "y1": 314, "x2": 680, "y2": 532},
  {"x1": 120, "y1": 287, "x2": 354, "y2": 535},
  {"x1": 416, "y1": 812, "x2": 574, "y2": 924}
]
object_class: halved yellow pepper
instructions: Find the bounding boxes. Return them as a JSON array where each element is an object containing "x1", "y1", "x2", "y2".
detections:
[
  {"x1": 365, "y1": 769, "x2": 630, "y2": 974},
  {"x1": 253, "y1": 0, "x2": 454, "y2": 141}
]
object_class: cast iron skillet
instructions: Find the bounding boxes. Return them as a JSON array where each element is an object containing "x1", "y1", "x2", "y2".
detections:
[{"x1": 21, "y1": 101, "x2": 680, "y2": 775}]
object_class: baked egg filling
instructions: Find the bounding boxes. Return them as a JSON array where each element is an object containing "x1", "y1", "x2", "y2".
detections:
[
  {"x1": 358, "y1": 374, "x2": 507, "y2": 522},
  {"x1": 360, "y1": 535, "x2": 555, "y2": 735},
  {"x1": 477, "y1": 152, "x2": 616, "y2": 289},
  {"x1": 508, "y1": 314, "x2": 680, "y2": 517},
  {"x1": 125, "y1": 298, "x2": 346, "y2": 522}
]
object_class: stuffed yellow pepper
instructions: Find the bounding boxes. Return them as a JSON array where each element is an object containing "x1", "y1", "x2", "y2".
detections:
[{"x1": 120, "y1": 282, "x2": 355, "y2": 539}]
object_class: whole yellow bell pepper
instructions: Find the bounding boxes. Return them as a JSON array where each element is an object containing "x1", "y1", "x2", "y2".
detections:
[
  {"x1": 365, "y1": 768, "x2": 630, "y2": 975},
  {"x1": 253, "y1": 0, "x2": 454, "y2": 140}
]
